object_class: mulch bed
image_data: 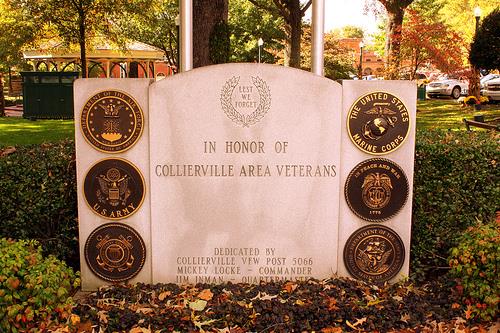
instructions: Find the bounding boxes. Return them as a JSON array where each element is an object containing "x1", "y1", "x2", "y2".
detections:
[{"x1": 70, "y1": 277, "x2": 498, "y2": 332}]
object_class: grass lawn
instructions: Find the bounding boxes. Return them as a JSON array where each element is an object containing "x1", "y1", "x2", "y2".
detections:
[
  {"x1": 417, "y1": 98, "x2": 500, "y2": 131},
  {"x1": 0, "y1": 117, "x2": 74, "y2": 147},
  {"x1": 0, "y1": 99, "x2": 499, "y2": 146}
]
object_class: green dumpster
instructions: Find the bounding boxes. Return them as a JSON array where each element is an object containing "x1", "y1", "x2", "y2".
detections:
[
  {"x1": 21, "y1": 71, "x2": 79, "y2": 119},
  {"x1": 417, "y1": 85, "x2": 426, "y2": 101}
]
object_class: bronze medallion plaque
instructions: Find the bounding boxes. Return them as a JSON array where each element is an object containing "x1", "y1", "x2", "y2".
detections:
[
  {"x1": 81, "y1": 90, "x2": 144, "y2": 153},
  {"x1": 84, "y1": 158, "x2": 145, "y2": 220},
  {"x1": 344, "y1": 225, "x2": 405, "y2": 283},
  {"x1": 85, "y1": 223, "x2": 146, "y2": 282},
  {"x1": 345, "y1": 158, "x2": 408, "y2": 222},
  {"x1": 347, "y1": 92, "x2": 410, "y2": 155}
]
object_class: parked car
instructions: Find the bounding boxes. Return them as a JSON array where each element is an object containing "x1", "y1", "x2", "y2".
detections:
[
  {"x1": 482, "y1": 78, "x2": 500, "y2": 101},
  {"x1": 480, "y1": 73, "x2": 500, "y2": 89},
  {"x1": 426, "y1": 78, "x2": 469, "y2": 99}
]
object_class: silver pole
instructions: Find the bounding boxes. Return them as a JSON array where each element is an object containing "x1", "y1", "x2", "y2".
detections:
[
  {"x1": 311, "y1": 0, "x2": 325, "y2": 76},
  {"x1": 180, "y1": 0, "x2": 193, "y2": 72}
]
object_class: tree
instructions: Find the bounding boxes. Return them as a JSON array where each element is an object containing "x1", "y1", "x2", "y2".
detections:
[
  {"x1": 0, "y1": 0, "x2": 42, "y2": 116},
  {"x1": 116, "y1": 0, "x2": 179, "y2": 67},
  {"x1": 301, "y1": 25, "x2": 356, "y2": 80},
  {"x1": 438, "y1": 0, "x2": 498, "y2": 43},
  {"x1": 331, "y1": 25, "x2": 364, "y2": 38},
  {"x1": 18, "y1": 0, "x2": 146, "y2": 78},
  {"x1": 193, "y1": 0, "x2": 229, "y2": 68},
  {"x1": 247, "y1": 0, "x2": 312, "y2": 68},
  {"x1": 367, "y1": 0, "x2": 415, "y2": 78},
  {"x1": 229, "y1": 0, "x2": 286, "y2": 63},
  {"x1": 399, "y1": 9, "x2": 466, "y2": 79},
  {"x1": 470, "y1": 8, "x2": 500, "y2": 71}
]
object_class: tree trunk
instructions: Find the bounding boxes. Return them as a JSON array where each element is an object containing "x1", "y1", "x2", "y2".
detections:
[
  {"x1": 0, "y1": 73, "x2": 5, "y2": 117},
  {"x1": 193, "y1": 0, "x2": 228, "y2": 68},
  {"x1": 78, "y1": 13, "x2": 87, "y2": 78},
  {"x1": 385, "y1": 8, "x2": 405, "y2": 79},
  {"x1": 469, "y1": 66, "x2": 480, "y2": 99},
  {"x1": 287, "y1": 1, "x2": 302, "y2": 68}
]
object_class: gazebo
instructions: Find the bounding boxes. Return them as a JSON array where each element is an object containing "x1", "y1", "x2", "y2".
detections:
[{"x1": 23, "y1": 39, "x2": 174, "y2": 79}]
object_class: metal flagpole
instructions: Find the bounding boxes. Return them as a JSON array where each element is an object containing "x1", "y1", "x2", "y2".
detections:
[
  {"x1": 180, "y1": 0, "x2": 193, "y2": 72},
  {"x1": 311, "y1": 0, "x2": 325, "y2": 76}
]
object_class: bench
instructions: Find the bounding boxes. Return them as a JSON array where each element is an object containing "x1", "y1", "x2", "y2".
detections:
[{"x1": 463, "y1": 117, "x2": 500, "y2": 132}]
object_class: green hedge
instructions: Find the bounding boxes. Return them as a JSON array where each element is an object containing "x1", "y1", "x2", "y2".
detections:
[
  {"x1": 412, "y1": 130, "x2": 499, "y2": 279},
  {"x1": 0, "y1": 131, "x2": 498, "y2": 278},
  {"x1": 0, "y1": 141, "x2": 78, "y2": 269}
]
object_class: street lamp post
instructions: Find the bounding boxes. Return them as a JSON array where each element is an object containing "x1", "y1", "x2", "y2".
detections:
[
  {"x1": 358, "y1": 41, "x2": 364, "y2": 80},
  {"x1": 258, "y1": 38, "x2": 264, "y2": 63},
  {"x1": 474, "y1": 6, "x2": 481, "y2": 32}
]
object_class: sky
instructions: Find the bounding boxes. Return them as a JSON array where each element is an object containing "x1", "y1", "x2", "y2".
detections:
[{"x1": 306, "y1": 0, "x2": 380, "y2": 35}]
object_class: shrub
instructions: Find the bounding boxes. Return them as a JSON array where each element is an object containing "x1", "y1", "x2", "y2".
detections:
[
  {"x1": 0, "y1": 141, "x2": 78, "y2": 269},
  {"x1": 0, "y1": 238, "x2": 80, "y2": 332},
  {"x1": 448, "y1": 221, "x2": 499, "y2": 321},
  {"x1": 0, "y1": 131, "x2": 498, "y2": 282},
  {"x1": 411, "y1": 130, "x2": 499, "y2": 279}
]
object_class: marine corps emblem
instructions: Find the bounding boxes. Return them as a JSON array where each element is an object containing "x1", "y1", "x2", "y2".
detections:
[
  {"x1": 362, "y1": 104, "x2": 398, "y2": 141},
  {"x1": 345, "y1": 158, "x2": 408, "y2": 222},
  {"x1": 81, "y1": 90, "x2": 144, "y2": 153},
  {"x1": 347, "y1": 92, "x2": 410, "y2": 155},
  {"x1": 85, "y1": 223, "x2": 146, "y2": 282},
  {"x1": 343, "y1": 225, "x2": 405, "y2": 283},
  {"x1": 84, "y1": 158, "x2": 145, "y2": 220}
]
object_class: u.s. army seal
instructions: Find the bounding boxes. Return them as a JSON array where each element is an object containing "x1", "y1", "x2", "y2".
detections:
[
  {"x1": 83, "y1": 158, "x2": 145, "y2": 220},
  {"x1": 347, "y1": 92, "x2": 410, "y2": 155},
  {"x1": 81, "y1": 90, "x2": 144, "y2": 153},
  {"x1": 85, "y1": 223, "x2": 146, "y2": 282},
  {"x1": 344, "y1": 225, "x2": 405, "y2": 284}
]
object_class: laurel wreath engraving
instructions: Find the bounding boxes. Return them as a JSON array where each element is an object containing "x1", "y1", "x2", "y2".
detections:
[{"x1": 220, "y1": 76, "x2": 271, "y2": 127}]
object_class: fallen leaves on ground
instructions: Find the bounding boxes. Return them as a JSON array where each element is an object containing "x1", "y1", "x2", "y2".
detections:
[
  {"x1": 65, "y1": 277, "x2": 497, "y2": 332},
  {"x1": 0, "y1": 146, "x2": 16, "y2": 157}
]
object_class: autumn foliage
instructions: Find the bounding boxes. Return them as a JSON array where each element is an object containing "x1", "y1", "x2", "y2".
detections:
[{"x1": 400, "y1": 9, "x2": 467, "y2": 78}]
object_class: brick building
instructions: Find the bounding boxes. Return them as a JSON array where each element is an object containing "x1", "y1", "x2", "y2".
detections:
[{"x1": 339, "y1": 38, "x2": 385, "y2": 77}]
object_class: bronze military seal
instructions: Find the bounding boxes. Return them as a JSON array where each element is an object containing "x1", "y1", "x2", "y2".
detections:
[
  {"x1": 345, "y1": 158, "x2": 409, "y2": 222},
  {"x1": 347, "y1": 92, "x2": 410, "y2": 155},
  {"x1": 344, "y1": 225, "x2": 405, "y2": 283},
  {"x1": 85, "y1": 223, "x2": 146, "y2": 282},
  {"x1": 83, "y1": 158, "x2": 145, "y2": 220},
  {"x1": 81, "y1": 90, "x2": 144, "y2": 153}
]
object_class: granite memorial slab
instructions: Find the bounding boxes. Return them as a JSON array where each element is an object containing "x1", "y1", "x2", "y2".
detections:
[{"x1": 148, "y1": 64, "x2": 343, "y2": 284}]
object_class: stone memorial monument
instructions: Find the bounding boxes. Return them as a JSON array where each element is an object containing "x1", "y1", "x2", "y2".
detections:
[{"x1": 74, "y1": 64, "x2": 416, "y2": 291}]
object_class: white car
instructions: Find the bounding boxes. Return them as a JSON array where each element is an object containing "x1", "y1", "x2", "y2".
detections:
[
  {"x1": 483, "y1": 78, "x2": 500, "y2": 101},
  {"x1": 481, "y1": 74, "x2": 500, "y2": 87},
  {"x1": 427, "y1": 79, "x2": 469, "y2": 99}
]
